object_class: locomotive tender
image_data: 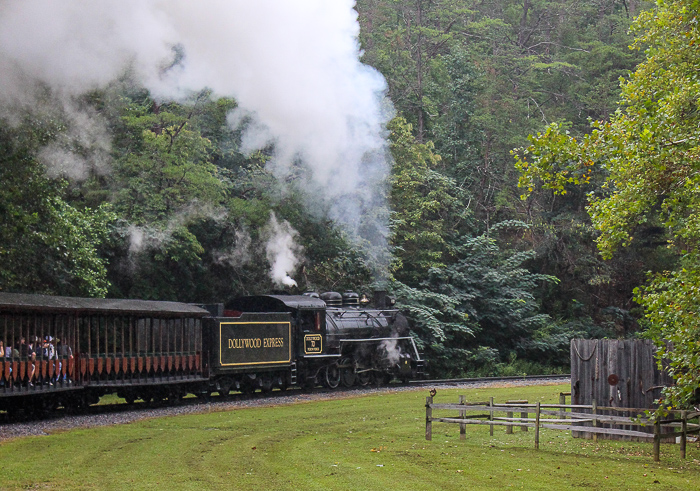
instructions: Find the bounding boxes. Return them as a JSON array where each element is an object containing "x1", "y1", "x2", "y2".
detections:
[{"x1": 0, "y1": 291, "x2": 422, "y2": 416}]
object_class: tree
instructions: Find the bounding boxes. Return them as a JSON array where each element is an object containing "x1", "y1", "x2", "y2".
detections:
[
  {"x1": 358, "y1": 0, "x2": 473, "y2": 142},
  {"x1": 515, "y1": 0, "x2": 700, "y2": 408},
  {"x1": 0, "y1": 122, "x2": 114, "y2": 297},
  {"x1": 388, "y1": 117, "x2": 464, "y2": 286},
  {"x1": 112, "y1": 97, "x2": 223, "y2": 225},
  {"x1": 394, "y1": 222, "x2": 558, "y2": 376}
]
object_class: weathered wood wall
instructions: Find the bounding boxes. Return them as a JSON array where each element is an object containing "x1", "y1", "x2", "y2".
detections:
[
  {"x1": 570, "y1": 339, "x2": 674, "y2": 440},
  {"x1": 571, "y1": 339, "x2": 672, "y2": 409}
]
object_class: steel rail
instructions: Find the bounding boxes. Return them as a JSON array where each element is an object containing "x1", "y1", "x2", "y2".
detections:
[{"x1": 410, "y1": 374, "x2": 571, "y2": 386}]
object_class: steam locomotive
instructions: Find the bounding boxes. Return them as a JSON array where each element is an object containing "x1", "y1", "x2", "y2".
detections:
[{"x1": 0, "y1": 291, "x2": 423, "y2": 417}]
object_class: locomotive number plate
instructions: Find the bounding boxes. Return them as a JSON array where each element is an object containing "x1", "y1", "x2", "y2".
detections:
[
  {"x1": 220, "y1": 321, "x2": 291, "y2": 366},
  {"x1": 304, "y1": 334, "x2": 323, "y2": 354}
]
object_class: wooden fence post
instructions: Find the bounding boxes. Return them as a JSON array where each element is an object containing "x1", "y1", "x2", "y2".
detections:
[
  {"x1": 506, "y1": 400, "x2": 527, "y2": 434},
  {"x1": 535, "y1": 401, "x2": 541, "y2": 450},
  {"x1": 425, "y1": 396, "x2": 433, "y2": 441},
  {"x1": 521, "y1": 405, "x2": 528, "y2": 432},
  {"x1": 680, "y1": 410, "x2": 687, "y2": 460},
  {"x1": 458, "y1": 395, "x2": 466, "y2": 440},
  {"x1": 653, "y1": 418, "x2": 661, "y2": 462},
  {"x1": 559, "y1": 392, "x2": 566, "y2": 421},
  {"x1": 489, "y1": 397, "x2": 494, "y2": 437},
  {"x1": 592, "y1": 399, "x2": 597, "y2": 443}
]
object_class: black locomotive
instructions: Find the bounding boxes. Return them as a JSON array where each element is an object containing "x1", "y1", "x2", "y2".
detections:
[{"x1": 0, "y1": 291, "x2": 423, "y2": 417}]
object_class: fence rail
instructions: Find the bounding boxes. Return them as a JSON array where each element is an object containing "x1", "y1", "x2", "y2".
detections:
[{"x1": 425, "y1": 394, "x2": 700, "y2": 461}]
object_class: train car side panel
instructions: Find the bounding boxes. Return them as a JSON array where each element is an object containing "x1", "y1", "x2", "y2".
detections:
[
  {"x1": 208, "y1": 313, "x2": 292, "y2": 372},
  {"x1": 218, "y1": 316, "x2": 291, "y2": 367}
]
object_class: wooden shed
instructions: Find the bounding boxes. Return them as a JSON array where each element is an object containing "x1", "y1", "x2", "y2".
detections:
[
  {"x1": 570, "y1": 339, "x2": 674, "y2": 440},
  {"x1": 571, "y1": 339, "x2": 672, "y2": 408}
]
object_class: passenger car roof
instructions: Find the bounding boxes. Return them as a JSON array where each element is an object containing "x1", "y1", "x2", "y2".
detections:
[{"x1": 0, "y1": 292, "x2": 209, "y2": 317}]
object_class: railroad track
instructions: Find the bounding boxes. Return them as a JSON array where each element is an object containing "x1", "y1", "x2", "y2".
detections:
[{"x1": 411, "y1": 373, "x2": 571, "y2": 387}]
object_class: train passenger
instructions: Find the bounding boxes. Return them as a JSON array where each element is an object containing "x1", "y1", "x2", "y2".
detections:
[
  {"x1": 49, "y1": 337, "x2": 58, "y2": 384},
  {"x1": 41, "y1": 337, "x2": 55, "y2": 386},
  {"x1": 56, "y1": 338, "x2": 73, "y2": 384},
  {"x1": 0, "y1": 342, "x2": 14, "y2": 387},
  {"x1": 0, "y1": 340, "x2": 4, "y2": 387},
  {"x1": 19, "y1": 337, "x2": 36, "y2": 387}
]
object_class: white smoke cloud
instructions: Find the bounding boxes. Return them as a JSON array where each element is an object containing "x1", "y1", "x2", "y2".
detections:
[
  {"x1": 380, "y1": 337, "x2": 402, "y2": 366},
  {"x1": 263, "y1": 213, "x2": 303, "y2": 288},
  {"x1": 0, "y1": 0, "x2": 392, "y2": 273},
  {"x1": 125, "y1": 203, "x2": 225, "y2": 254},
  {"x1": 212, "y1": 228, "x2": 253, "y2": 268},
  {"x1": 35, "y1": 100, "x2": 113, "y2": 180}
]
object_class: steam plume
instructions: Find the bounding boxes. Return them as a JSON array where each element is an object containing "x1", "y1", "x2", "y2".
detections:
[
  {"x1": 263, "y1": 213, "x2": 303, "y2": 287},
  {"x1": 380, "y1": 337, "x2": 402, "y2": 366},
  {"x1": 0, "y1": 0, "x2": 392, "y2": 273}
]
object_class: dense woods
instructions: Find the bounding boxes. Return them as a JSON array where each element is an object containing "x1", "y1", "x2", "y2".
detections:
[{"x1": 2, "y1": 0, "x2": 699, "y2": 402}]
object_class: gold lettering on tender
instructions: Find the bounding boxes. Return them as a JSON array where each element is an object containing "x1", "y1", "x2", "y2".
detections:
[
  {"x1": 263, "y1": 337, "x2": 284, "y2": 348},
  {"x1": 228, "y1": 337, "x2": 286, "y2": 349},
  {"x1": 228, "y1": 338, "x2": 263, "y2": 349}
]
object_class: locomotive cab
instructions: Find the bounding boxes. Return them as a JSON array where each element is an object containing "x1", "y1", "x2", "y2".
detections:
[
  {"x1": 225, "y1": 294, "x2": 334, "y2": 388},
  {"x1": 298, "y1": 309, "x2": 326, "y2": 355},
  {"x1": 224, "y1": 294, "x2": 331, "y2": 359}
]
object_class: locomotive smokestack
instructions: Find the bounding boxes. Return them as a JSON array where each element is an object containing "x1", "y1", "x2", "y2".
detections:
[{"x1": 374, "y1": 290, "x2": 388, "y2": 309}]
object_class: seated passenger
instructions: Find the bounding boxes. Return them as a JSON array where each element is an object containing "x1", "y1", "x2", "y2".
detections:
[
  {"x1": 0, "y1": 340, "x2": 4, "y2": 387},
  {"x1": 3, "y1": 343, "x2": 12, "y2": 386},
  {"x1": 41, "y1": 337, "x2": 55, "y2": 386},
  {"x1": 19, "y1": 337, "x2": 36, "y2": 387},
  {"x1": 56, "y1": 338, "x2": 73, "y2": 384}
]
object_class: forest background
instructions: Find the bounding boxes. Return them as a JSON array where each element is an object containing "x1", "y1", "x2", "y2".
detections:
[{"x1": 1, "y1": 1, "x2": 685, "y2": 386}]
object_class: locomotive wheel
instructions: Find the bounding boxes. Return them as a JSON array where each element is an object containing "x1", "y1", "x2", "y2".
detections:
[
  {"x1": 340, "y1": 367, "x2": 356, "y2": 388},
  {"x1": 375, "y1": 372, "x2": 391, "y2": 386},
  {"x1": 324, "y1": 365, "x2": 341, "y2": 389},
  {"x1": 339, "y1": 358, "x2": 356, "y2": 387},
  {"x1": 217, "y1": 378, "x2": 233, "y2": 398},
  {"x1": 241, "y1": 382, "x2": 256, "y2": 396},
  {"x1": 260, "y1": 375, "x2": 273, "y2": 394},
  {"x1": 357, "y1": 370, "x2": 373, "y2": 386}
]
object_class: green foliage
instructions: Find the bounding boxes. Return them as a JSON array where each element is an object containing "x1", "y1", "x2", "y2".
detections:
[
  {"x1": 637, "y1": 254, "x2": 700, "y2": 409},
  {"x1": 0, "y1": 119, "x2": 115, "y2": 297},
  {"x1": 361, "y1": 1, "x2": 650, "y2": 337},
  {"x1": 112, "y1": 97, "x2": 223, "y2": 224},
  {"x1": 388, "y1": 117, "x2": 462, "y2": 285},
  {"x1": 515, "y1": 0, "x2": 700, "y2": 407},
  {"x1": 394, "y1": 222, "x2": 559, "y2": 376}
]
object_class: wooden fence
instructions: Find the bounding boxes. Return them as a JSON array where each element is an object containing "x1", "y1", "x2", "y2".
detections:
[{"x1": 425, "y1": 395, "x2": 700, "y2": 461}]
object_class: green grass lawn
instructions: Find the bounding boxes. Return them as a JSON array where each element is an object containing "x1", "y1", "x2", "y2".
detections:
[{"x1": 1, "y1": 384, "x2": 698, "y2": 490}]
